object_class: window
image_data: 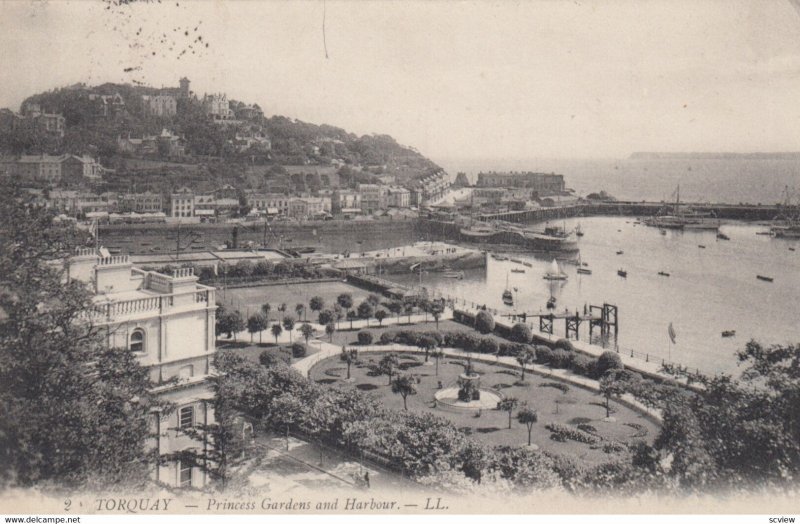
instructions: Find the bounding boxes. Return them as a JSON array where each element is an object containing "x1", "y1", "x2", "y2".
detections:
[
  {"x1": 129, "y1": 329, "x2": 145, "y2": 353},
  {"x1": 179, "y1": 406, "x2": 194, "y2": 429},
  {"x1": 178, "y1": 365, "x2": 194, "y2": 380},
  {"x1": 179, "y1": 460, "x2": 192, "y2": 487}
]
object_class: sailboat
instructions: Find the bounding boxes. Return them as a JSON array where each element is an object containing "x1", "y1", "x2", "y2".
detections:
[
  {"x1": 502, "y1": 273, "x2": 514, "y2": 306},
  {"x1": 543, "y1": 259, "x2": 568, "y2": 281},
  {"x1": 575, "y1": 223, "x2": 584, "y2": 237}
]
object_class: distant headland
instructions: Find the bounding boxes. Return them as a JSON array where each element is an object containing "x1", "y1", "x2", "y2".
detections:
[{"x1": 629, "y1": 152, "x2": 800, "y2": 160}]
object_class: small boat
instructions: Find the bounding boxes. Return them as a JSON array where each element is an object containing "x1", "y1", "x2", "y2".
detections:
[
  {"x1": 510, "y1": 258, "x2": 523, "y2": 264},
  {"x1": 756, "y1": 231, "x2": 772, "y2": 236},
  {"x1": 543, "y1": 259, "x2": 568, "y2": 281},
  {"x1": 716, "y1": 232, "x2": 730, "y2": 240},
  {"x1": 510, "y1": 268, "x2": 525, "y2": 273},
  {"x1": 657, "y1": 271, "x2": 670, "y2": 277},
  {"x1": 698, "y1": 245, "x2": 706, "y2": 249},
  {"x1": 790, "y1": 247, "x2": 796, "y2": 252},
  {"x1": 575, "y1": 223, "x2": 584, "y2": 237},
  {"x1": 756, "y1": 275, "x2": 774, "y2": 282},
  {"x1": 577, "y1": 267, "x2": 592, "y2": 275},
  {"x1": 495, "y1": 255, "x2": 509, "y2": 261},
  {"x1": 522, "y1": 261, "x2": 532, "y2": 267},
  {"x1": 617, "y1": 269, "x2": 627, "y2": 278},
  {"x1": 616, "y1": 250, "x2": 624, "y2": 255},
  {"x1": 721, "y1": 330, "x2": 736, "y2": 338},
  {"x1": 442, "y1": 270, "x2": 464, "y2": 279},
  {"x1": 502, "y1": 273, "x2": 514, "y2": 306},
  {"x1": 617, "y1": 229, "x2": 622, "y2": 232}
]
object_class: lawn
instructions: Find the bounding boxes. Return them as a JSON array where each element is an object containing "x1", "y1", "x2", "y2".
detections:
[
  {"x1": 219, "y1": 281, "x2": 373, "y2": 321},
  {"x1": 309, "y1": 351, "x2": 659, "y2": 465},
  {"x1": 322, "y1": 319, "x2": 473, "y2": 346}
]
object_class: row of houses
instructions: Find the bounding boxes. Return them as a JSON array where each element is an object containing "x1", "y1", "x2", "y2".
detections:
[
  {"x1": 0, "y1": 154, "x2": 108, "y2": 185},
  {"x1": 0, "y1": 105, "x2": 66, "y2": 138}
]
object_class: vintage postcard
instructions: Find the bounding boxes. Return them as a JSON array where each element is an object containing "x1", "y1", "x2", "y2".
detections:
[{"x1": 0, "y1": 0, "x2": 799, "y2": 520}]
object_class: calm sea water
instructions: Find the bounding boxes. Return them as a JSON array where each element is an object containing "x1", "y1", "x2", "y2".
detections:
[
  {"x1": 438, "y1": 156, "x2": 800, "y2": 205},
  {"x1": 389, "y1": 216, "x2": 800, "y2": 375}
]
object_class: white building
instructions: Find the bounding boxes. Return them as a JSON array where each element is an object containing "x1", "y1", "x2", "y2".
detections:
[
  {"x1": 171, "y1": 188, "x2": 195, "y2": 218},
  {"x1": 67, "y1": 250, "x2": 217, "y2": 488}
]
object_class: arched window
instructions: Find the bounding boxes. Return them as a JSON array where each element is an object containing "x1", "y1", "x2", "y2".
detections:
[{"x1": 129, "y1": 329, "x2": 145, "y2": 353}]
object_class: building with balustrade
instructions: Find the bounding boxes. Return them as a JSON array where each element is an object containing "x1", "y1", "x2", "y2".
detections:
[{"x1": 67, "y1": 249, "x2": 217, "y2": 488}]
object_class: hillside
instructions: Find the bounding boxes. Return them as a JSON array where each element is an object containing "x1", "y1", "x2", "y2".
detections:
[{"x1": 0, "y1": 81, "x2": 441, "y2": 193}]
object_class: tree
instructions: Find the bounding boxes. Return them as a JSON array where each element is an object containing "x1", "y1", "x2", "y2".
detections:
[
  {"x1": 431, "y1": 349, "x2": 445, "y2": 376},
  {"x1": 497, "y1": 397, "x2": 519, "y2": 429},
  {"x1": 299, "y1": 323, "x2": 315, "y2": 348},
  {"x1": 318, "y1": 309, "x2": 334, "y2": 326},
  {"x1": 309, "y1": 296, "x2": 325, "y2": 313},
  {"x1": 337, "y1": 293, "x2": 353, "y2": 322},
  {"x1": 378, "y1": 354, "x2": 400, "y2": 384},
  {"x1": 278, "y1": 303, "x2": 287, "y2": 320},
  {"x1": 325, "y1": 322, "x2": 336, "y2": 342},
  {"x1": 516, "y1": 347, "x2": 536, "y2": 381},
  {"x1": 375, "y1": 309, "x2": 387, "y2": 326},
  {"x1": 261, "y1": 302, "x2": 271, "y2": 320},
  {"x1": 282, "y1": 315, "x2": 296, "y2": 342},
  {"x1": 599, "y1": 369, "x2": 629, "y2": 418},
  {"x1": 391, "y1": 374, "x2": 418, "y2": 410},
  {"x1": 517, "y1": 405, "x2": 539, "y2": 446},
  {"x1": 295, "y1": 303, "x2": 306, "y2": 322},
  {"x1": 366, "y1": 293, "x2": 381, "y2": 307},
  {"x1": 511, "y1": 323, "x2": 532, "y2": 344},
  {"x1": 340, "y1": 346, "x2": 358, "y2": 380},
  {"x1": 357, "y1": 301, "x2": 374, "y2": 326},
  {"x1": 346, "y1": 310, "x2": 357, "y2": 330},
  {"x1": 475, "y1": 310, "x2": 495, "y2": 334},
  {"x1": 404, "y1": 301, "x2": 415, "y2": 323},
  {"x1": 271, "y1": 323, "x2": 283, "y2": 344},
  {"x1": 217, "y1": 310, "x2": 245, "y2": 341},
  {"x1": 387, "y1": 300, "x2": 403, "y2": 323},
  {"x1": 416, "y1": 335, "x2": 437, "y2": 362},
  {"x1": 431, "y1": 303, "x2": 443, "y2": 330},
  {"x1": 247, "y1": 312, "x2": 268, "y2": 343},
  {"x1": 0, "y1": 186, "x2": 164, "y2": 489}
]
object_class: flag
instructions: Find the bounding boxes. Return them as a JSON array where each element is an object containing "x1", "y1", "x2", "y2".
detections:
[{"x1": 668, "y1": 322, "x2": 676, "y2": 344}]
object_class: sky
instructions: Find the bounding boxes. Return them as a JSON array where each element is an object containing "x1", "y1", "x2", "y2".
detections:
[{"x1": 2, "y1": 0, "x2": 800, "y2": 164}]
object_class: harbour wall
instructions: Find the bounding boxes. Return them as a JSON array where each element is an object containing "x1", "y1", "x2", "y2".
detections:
[{"x1": 480, "y1": 202, "x2": 787, "y2": 224}]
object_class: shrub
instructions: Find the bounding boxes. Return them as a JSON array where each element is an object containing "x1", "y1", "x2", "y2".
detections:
[
  {"x1": 550, "y1": 348, "x2": 573, "y2": 369},
  {"x1": 259, "y1": 347, "x2": 292, "y2": 367},
  {"x1": 545, "y1": 423, "x2": 601, "y2": 445},
  {"x1": 554, "y1": 338, "x2": 575, "y2": 352},
  {"x1": 357, "y1": 331, "x2": 374, "y2": 345},
  {"x1": 477, "y1": 337, "x2": 499, "y2": 354},
  {"x1": 535, "y1": 345, "x2": 553, "y2": 365},
  {"x1": 539, "y1": 382, "x2": 569, "y2": 393},
  {"x1": 475, "y1": 310, "x2": 495, "y2": 334},
  {"x1": 379, "y1": 331, "x2": 397, "y2": 344},
  {"x1": 510, "y1": 323, "x2": 533, "y2": 343},
  {"x1": 570, "y1": 354, "x2": 593, "y2": 376},
  {"x1": 291, "y1": 343, "x2": 307, "y2": 358},
  {"x1": 596, "y1": 351, "x2": 624, "y2": 377}
]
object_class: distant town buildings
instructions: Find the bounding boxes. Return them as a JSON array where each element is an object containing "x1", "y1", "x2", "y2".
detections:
[
  {"x1": 142, "y1": 95, "x2": 177, "y2": 118},
  {"x1": 358, "y1": 183, "x2": 387, "y2": 213},
  {"x1": 0, "y1": 106, "x2": 66, "y2": 138},
  {"x1": 119, "y1": 192, "x2": 164, "y2": 214},
  {"x1": 386, "y1": 186, "x2": 411, "y2": 208},
  {"x1": 0, "y1": 154, "x2": 107, "y2": 185},
  {"x1": 407, "y1": 170, "x2": 451, "y2": 205},
  {"x1": 202, "y1": 93, "x2": 236, "y2": 123},
  {"x1": 476, "y1": 171, "x2": 565, "y2": 195}
]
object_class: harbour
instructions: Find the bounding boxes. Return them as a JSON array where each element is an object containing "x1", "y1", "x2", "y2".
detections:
[{"x1": 384, "y1": 215, "x2": 800, "y2": 375}]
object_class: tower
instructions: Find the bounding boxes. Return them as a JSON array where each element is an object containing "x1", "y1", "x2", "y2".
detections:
[{"x1": 179, "y1": 77, "x2": 190, "y2": 99}]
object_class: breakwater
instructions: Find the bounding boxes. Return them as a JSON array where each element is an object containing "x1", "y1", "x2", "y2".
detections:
[{"x1": 479, "y1": 201, "x2": 787, "y2": 224}]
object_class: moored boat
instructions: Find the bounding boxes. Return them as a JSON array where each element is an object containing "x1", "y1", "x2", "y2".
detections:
[
  {"x1": 658, "y1": 271, "x2": 670, "y2": 277},
  {"x1": 617, "y1": 269, "x2": 627, "y2": 278},
  {"x1": 577, "y1": 267, "x2": 592, "y2": 275},
  {"x1": 716, "y1": 232, "x2": 730, "y2": 240},
  {"x1": 756, "y1": 275, "x2": 774, "y2": 282},
  {"x1": 543, "y1": 259, "x2": 568, "y2": 281},
  {"x1": 721, "y1": 330, "x2": 736, "y2": 338},
  {"x1": 510, "y1": 268, "x2": 525, "y2": 273}
]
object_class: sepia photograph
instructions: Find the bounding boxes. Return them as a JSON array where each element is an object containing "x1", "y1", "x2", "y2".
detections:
[{"x1": 0, "y1": 0, "x2": 799, "y2": 520}]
